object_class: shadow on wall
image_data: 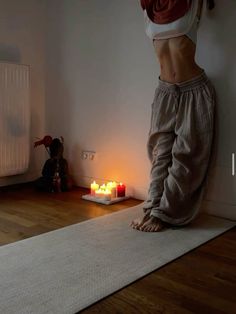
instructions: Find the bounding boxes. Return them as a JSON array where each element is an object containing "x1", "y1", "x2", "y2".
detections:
[
  {"x1": 0, "y1": 43, "x2": 21, "y2": 63},
  {"x1": 45, "y1": 1, "x2": 76, "y2": 180},
  {"x1": 201, "y1": 1, "x2": 236, "y2": 167},
  {"x1": 199, "y1": 1, "x2": 236, "y2": 212}
]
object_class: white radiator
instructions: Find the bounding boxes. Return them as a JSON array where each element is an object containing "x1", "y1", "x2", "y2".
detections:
[{"x1": 0, "y1": 62, "x2": 30, "y2": 177}]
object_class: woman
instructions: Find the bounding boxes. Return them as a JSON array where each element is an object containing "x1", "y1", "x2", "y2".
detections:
[{"x1": 130, "y1": 0, "x2": 216, "y2": 232}]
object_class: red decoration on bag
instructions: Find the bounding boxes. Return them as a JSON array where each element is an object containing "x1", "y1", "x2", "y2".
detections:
[{"x1": 34, "y1": 135, "x2": 53, "y2": 148}]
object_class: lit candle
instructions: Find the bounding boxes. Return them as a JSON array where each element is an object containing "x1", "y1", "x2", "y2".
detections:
[
  {"x1": 107, "y1": 181, "x2": 117, "y2": 198},
  {"x1": 90, "y1": 181, "x2": 99, "y2": 196},
  {"x1": 95, "y1": 189, "x2": 104, "y2": 198},
  {"x1": 117, "y1": 182, "x2": 126, "y2": 197},
  {"x1": 103, "y1": 189, "x2": 111, "y2": 201},
  {"x1": 106, "y1": 182, "x2": 112, "y2": 190},
  {"x1": 100, "y1": 184, "x2": 106, "y2": 191}
]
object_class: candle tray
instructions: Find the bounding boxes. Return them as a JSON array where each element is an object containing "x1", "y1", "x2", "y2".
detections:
[{"x1": 82, "y1": 194, "x2": 130, "y2": 205}]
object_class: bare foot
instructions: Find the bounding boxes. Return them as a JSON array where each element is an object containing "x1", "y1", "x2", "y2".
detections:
[
  {"x1": 129, "y1": 210, "x2": 151, "y2": 230},
  {"x1": 139, "y1": 215, "x2": 165, "y2": 232}
]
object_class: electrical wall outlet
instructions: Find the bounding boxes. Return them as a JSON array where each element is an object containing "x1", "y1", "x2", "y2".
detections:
[
  {"x1": 81, "y1": 150, "x2": 96, "y2": 160},
  {"x1": 89, "y1": 152, "x2": 95, "y2": 160},
  {"x1": 81, "y1": 151, "x2": 88, "y2": 160}
]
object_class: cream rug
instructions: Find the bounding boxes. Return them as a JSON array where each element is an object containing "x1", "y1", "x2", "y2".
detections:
[{"x1": 0, "y1": 202, "x2": 235, "y2": 314}]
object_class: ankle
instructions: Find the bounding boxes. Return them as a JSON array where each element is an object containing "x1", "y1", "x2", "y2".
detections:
[{"x1": 143, "y1": 208, "x2": 152, "y2": 215}]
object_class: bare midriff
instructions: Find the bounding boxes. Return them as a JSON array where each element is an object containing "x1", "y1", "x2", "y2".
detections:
[{"x1": 153, "y1": 35, "x2": 204, "y2": 84}]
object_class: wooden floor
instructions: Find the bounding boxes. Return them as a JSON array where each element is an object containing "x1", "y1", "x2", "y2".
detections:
[{"x1": 0, "y1": 184, "x2": 235, "y2": 314}]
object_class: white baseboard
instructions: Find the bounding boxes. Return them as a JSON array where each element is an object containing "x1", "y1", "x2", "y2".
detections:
[
  {"x1": 201, "y1": 199, "x2": 236, "y2": 221},
  {"x1": 0, "y1": 170, "x2": 40, "y2": 187},
  {"x1": 206, "y1": 165, "x2": 236, "y2": 204}
]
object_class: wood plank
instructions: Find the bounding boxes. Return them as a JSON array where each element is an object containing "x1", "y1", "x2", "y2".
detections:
[{"x1": 0, "y1": 184, "x2": 235, "y2": 313}]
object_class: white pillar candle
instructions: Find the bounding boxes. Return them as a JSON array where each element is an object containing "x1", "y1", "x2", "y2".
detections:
[
  {"x1": 107, "y1": 182, "x2": 117, "y2": 198},
  {"x1": 103, "y1": 189, "x2": 111, "y2": 201},
  {"x1": 95, "y1": 189, "x2": 103, "y2": 198},
  {"x1": 100, "y1": 184, "x2": 106, "y2": 191},
  {"x1": 90, "y1": 181, "x2": 99, "y2": 196}
]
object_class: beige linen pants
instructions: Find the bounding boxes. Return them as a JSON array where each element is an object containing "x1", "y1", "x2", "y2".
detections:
[{"x1": 143, "y1": 71, "x2": 216, "y2": 226}]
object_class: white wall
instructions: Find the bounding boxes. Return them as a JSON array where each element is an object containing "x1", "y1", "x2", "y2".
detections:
[
  {"x1": 0, "y1": 0, "x2": 46, "y2": 186},
  {"x1": 45, "y1": 0, "x2": 236, "y2": 219},
  {"x1": 45, "y1": 0, "x2": 156, "y2": 199},
  {"x1": 196, "y1": 0, "x2": 236, "y2": 219}
]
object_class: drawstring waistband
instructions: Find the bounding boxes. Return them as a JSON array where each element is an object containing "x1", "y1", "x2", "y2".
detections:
[{"x1": 158, "y1": 70, "x2": 209, "y2": 93}]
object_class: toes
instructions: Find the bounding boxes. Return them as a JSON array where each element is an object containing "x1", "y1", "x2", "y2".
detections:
[
  {"x1": 151, "y1": 225, "x2": 156, "y2": 232},
  {"x1": 154, "y1": 225, "x2": 160, "y2": 232},
  {"x1": 140, "y1": 226, "x2": 147, "y2": 232},
  {"x1": 145, "y1": 225, "x2": 152, "y2": 232},
  {"x1": 150, "y1": 222, "x2": 163, "y2": 232},
  {"x1": 142, "y1": 225, "x2": 148, "y2": 232},
  {"x1": 137, "y1": 222, "x2": 145, "y2": 230},
  {"x1": 143, "y1": 223, "x2": 153, "y2": 232},
  {"x1": 130, "y1": 217, "x2": 149, "y2": 229},
  {"x1": 130, "y1": 219, "x2": 139, "y2": 228},
  {"x1": 134, "y1": 222, "x2": 142, "y2": 230},
  {"x1": 132, "y1": 224, "x2": 138, "y2": 229},
  {"x1": 129, "y1": 221, "x2": 135, "y2": 227},
  {"x1": 137, "y1": 218, "x2": 165, "y2": 232},
  {"x1": 151, "y1": 225, "x2": 157, "y2": 232},
  {"x1": 139, "y1": 221, "x2": 149, "y2": 231},
  {"x1": 155, "y1": 222, "x2": 163, "y2": 232}
]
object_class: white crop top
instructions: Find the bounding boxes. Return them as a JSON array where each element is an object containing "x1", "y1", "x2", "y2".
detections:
[{"x1": 144, "y1": 0, "x2": 200, "y2": 44}]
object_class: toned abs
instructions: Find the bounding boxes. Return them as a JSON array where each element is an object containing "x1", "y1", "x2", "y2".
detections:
[{"x1": 153, "y1": 35, "x2": 204, "y2": 83}]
